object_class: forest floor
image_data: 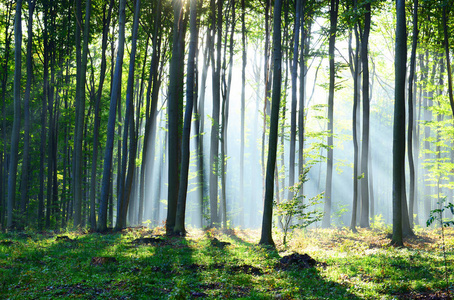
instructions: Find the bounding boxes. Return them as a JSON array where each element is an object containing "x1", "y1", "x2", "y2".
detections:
[{"x1": 0, "y1": 224, "x2": 453, "y2": 299}]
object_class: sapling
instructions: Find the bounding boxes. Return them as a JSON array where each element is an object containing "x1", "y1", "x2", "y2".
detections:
[
  {"x1": 426, "y1": 197, "x2": 454, "y2": 297},
  {"x1": 275, "y1": 170, "x2": 324, "y2": 246}
]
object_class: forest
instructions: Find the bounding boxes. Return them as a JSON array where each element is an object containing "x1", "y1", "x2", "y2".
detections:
[{"x1": 0, "y1": 0, "x2": 454, "y2": 298}]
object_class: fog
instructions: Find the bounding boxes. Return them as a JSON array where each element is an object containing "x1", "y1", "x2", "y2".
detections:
[{"x1": 124, "y1": 10, "x2": 452, "y2": 231}]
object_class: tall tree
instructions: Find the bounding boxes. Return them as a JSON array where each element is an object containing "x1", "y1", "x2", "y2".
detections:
[
  {"x1": 289, "y1": 0, "x2": 301, "y2": 202},
  {"x1": 73, "y1": 0, "x2": 91, "y2": 228},
  {"x1": 98, "y1": 0, "x2": 127, "y2": 232},
  {"x1": 407, "y1": 0, "x2": 418, "y2": 228},
  {"x1": 7, "y1": 0, "x2": 22, "y2": 228},
  {"x1": 359, "y1": 1, "x2": 371, "y2": 228},
  {"x1": 349, "y1": 0, "x2": 361, "y2": 232},
  {"x1": 209, "y1": 0, "x2": 222, "y2": 227},
  {"x1": 259, "y1": 0, "x2": 282, "y2": 247},
  {"x1": 19, "y1": 0, "x2": 36, "y2": 228},
  {"x1": 115, "y1": 0, "x2": 141, "y2": 231},
  {"x1": 239, "y1": 0, "x2": 247, "y2": 227},
  {"x1": 175, "y1": 0, "x2": 198, "y2": 235},
  {"x1": 322, "y1": 0, "x2": 339, "y2": 228},
  {"x1": 392, "y1": 0, "x2": 406, "y2": 246},
  {"x1": 166, "y1": 0, "x2": 185, "y2": 234},
  {"x1": 89, "y1": 0, "x2": 114, "y2": 230}
]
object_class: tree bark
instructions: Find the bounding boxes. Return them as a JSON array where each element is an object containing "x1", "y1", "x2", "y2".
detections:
[
  {"x1": 289, "y1": 0, "x2": 301, "y2": 202},
  {"x1": 359, "y1": 2, "x2": 371, "y2": 228},
  {"x1": 259, "y1": 0, "x2": 282, "y2": 247},
  {"x1": 175, "y1": 0, "x2": 198, "y2": 235},
  {"x1": 392, "y1": 0, "x2": 406, "y2": 246},
  {"x1": 166, "y1": 0, "x2": 185, "y2": 234},
  {"x1": 7, "y1": 0, "x2": 22, "y2": 229},
  {"x1": 322, "y1": 0, "x2": 339, "y2": 228},
  {"x1": 116, "y1": 0, "x2": 141, "y2": 231},
  {"x1": 19, "y1": 0, "x2": 36, "y2": 228},
  {"x1": 98, "y1": 0, "x2": 127, "y2": 232},
  {"x1": 407, "y1": 0, "x2": 418, "y2": 228}
]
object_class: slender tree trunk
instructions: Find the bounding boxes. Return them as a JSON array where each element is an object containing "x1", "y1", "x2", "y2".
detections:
[
  {"x1": 209, "y1": 0, "x2": 222, "y2": 227},
  {"x1": 259, "y1": 0, "x2": 282, "y2": 247},
  {"x1": 89, "y1": 0, "x2": 113, "y2": 230},
  {"x1": 239, "y1": 0, "x2": 247, "y2": 227},
  {"x1": 166, "y1": 0, "x2": 185, "y2": 234},
  {"x1": 289, "y1": 0, "x2": 301, "y2": 202},
  {"x1": 407, "y1": 0, "x2": 418, "y2": 228},
  {"x1": 73, "y1": 0, "x2": 91, "y2": 228},
  {"x1": 0, "y1": 1, "x2": 13, "y2": 229},
  {"x1": 115, "y1": 0, "x2": 141, "y2": 231},
  {"x1": 7, "y1": 0, "x2": 22, "y2": 228},
  {"x1": 322, "y1": 0, "x2": 339, "y2": 228},
  {"x1": 358, "y1": 2, "x2": 371, "y2": 228},
  {"x1": 350, "y1": 5, "x2": 360, "y2": 232},
  {"x1": 175, "y1": 0, "x2": 198, "y2": 235},
  {"x1": 392, "y1": 0, "x2": 406, "y2": 246},
  {"x1": 98, "y1": 0, "x2": 127, "y2": 232},
  {"x1": 19, "y1": 0, "x2": 35, "y2": 228}
]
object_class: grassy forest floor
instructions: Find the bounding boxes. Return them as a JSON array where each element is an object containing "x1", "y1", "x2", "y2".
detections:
[{"x1": 0, "y1": 225, "x2": 453, "y2": 299}]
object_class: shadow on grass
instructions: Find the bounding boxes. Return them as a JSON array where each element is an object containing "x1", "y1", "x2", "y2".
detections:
[{"x1": 0, "y1": 229, "x2": 368, "y2": 299}]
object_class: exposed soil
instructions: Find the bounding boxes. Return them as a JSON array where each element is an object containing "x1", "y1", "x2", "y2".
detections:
[{"x1": 275, "y1": 253, "x2": 317, "y2": 270}]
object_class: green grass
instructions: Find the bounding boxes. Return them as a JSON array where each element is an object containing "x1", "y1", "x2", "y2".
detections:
[{"x1": 0, "y1": 226, "x2": 452, "y2": 299}]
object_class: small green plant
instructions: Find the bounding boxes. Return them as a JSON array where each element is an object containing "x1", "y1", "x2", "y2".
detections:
[
  {"x1": 275, "y1": 170, "x2": 324, "y2": 246},
  {"x1": 426, "y1": 197, "x2": 454, "y2": 297},
  {"x1": 370, "y1": 214, "x2": 386, "y2": 230}
]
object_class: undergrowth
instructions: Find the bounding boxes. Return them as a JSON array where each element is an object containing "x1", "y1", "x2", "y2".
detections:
[{"x1": 0, "y1": 226, "x2": 452, "y2": 299}]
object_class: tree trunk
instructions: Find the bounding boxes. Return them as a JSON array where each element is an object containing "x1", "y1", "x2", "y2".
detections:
[
  {"x1": 19, "y1": 0, "x2": 35, "y2": 228},
  {"x1": 175, "y1": 0, "x2": 198, "y2": 235},
  {"x1": 392, "y1": 0, "x2": 406, "y2": 246},
  {"x1": 115, "y1": 0, "x2": 141, "y2": 231},
  {"x1": 322, "y1": 0, "x2": 339, "y2": 228},
  {"x1": 98, "y1": 0, "x2": 127, "y2": 232},
  {"x1": 407, "y1": 0, "x2": 418, "y2": 228},
  {"x1": 289, "y1": 0, "x2": 301, "y2": 202},
  {"x1": 7, "y1": 0, "x2": 22, "y2": 229},
  {"x1": 350, "y1": 3, "x2": 360, "y2": 232},
  {"x1": 359, "y1": 2, "x2": 371, "y2": 228},
  {"x1": 259, "y1": 0, "x2": 282, "y2": 247},
  {"x1": 166, "y1": 0, "x2": 185, "y2": 234},
  {"x1": 89, "y1": 0, "x2": 113, "y2": 230},
  {"x1": 239, "y1": 0, "x2": 247, "y2": 227}
]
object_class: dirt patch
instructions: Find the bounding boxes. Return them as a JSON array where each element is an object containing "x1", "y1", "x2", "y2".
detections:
[
  {"x1": 131, "y1": 237, "x2": 163, "y2": 245},
  {"x1": 395, "y1": 290, "x2": 452, "y2": 299},
  {"x1": 276, "y1": 253, "x2": 317, "y2": 270},
  {"x1": 210, "y1": 238, "x2": 231, "y2": 249}
]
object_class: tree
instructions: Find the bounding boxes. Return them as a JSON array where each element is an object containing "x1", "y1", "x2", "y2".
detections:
[
  {"x1": 392, "y1": 0, "x2": 406, "y2": 246},
  {"x1": 174, "y1": 0, "x2": 198, "y2": 235},
  {"x1": 7, "y1": 0, "x2": 22, "y2": 228},
  {"x1": 19, "y1": 0, "x2": 36, "y2": 228},
  {"x1": 239, "y1": 0, "x2": 247, "y2": 227},
  {"x1": 98, "y1": 0, "x2": 127, "y2": 232},
  {"x1": 322, "y1": 0, "x2": 339, "y2": 228},
  {"x1": 259, "y1": 0, "x2": 282, "y2": 247},
  {"x1": 407, "y1": 0, "x2": 418, "y2": 228},
  {"x1": 289, "y1": 0, "x2": 302, "y2": 203},
  {"x1": 73, "y1": 0, "x2": 91, "y2": 228},
  {"x1": 115, "y1": 0, "x2": 141, "y2": 231},
  {"x1": 359, "y1": 1, "x2": 371, "y2": 228},
  {"x1": 89, "y1": 0, "x2": 114, "y2": 230},
  {"x1": 209, "y1": 0, "x2": 222, "y2": 227},
  {"x1": 166, "y1": 0, "x2": 185, "y2": 234}
]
